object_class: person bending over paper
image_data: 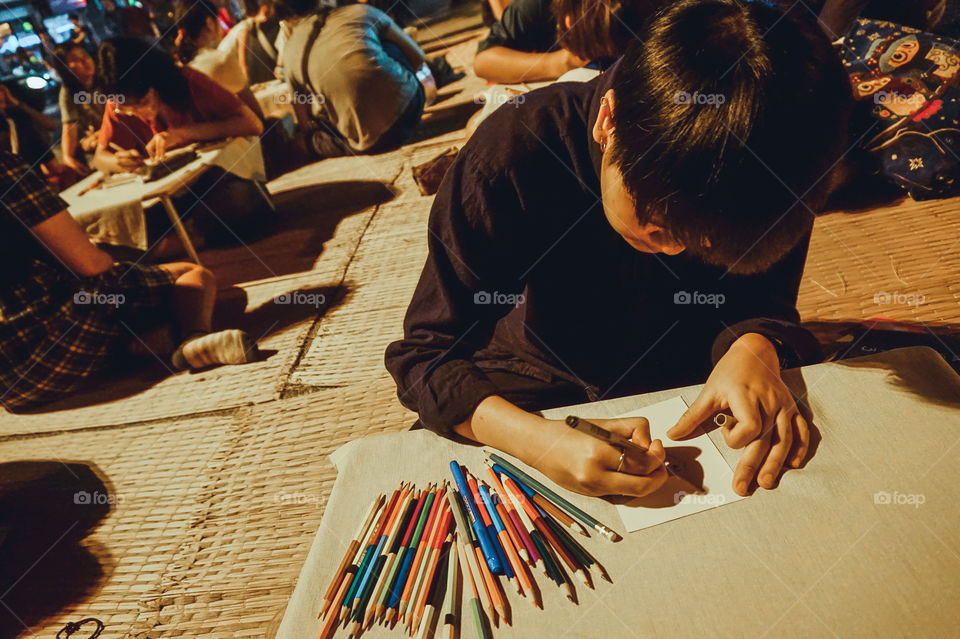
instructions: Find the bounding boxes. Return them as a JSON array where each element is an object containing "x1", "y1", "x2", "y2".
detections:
[
  {"x1": 92, "y1": 37, "x2": 273, "y2": 251},
  {"x1": 386, "y1": 0, "x2": 852, "y2": 499}
]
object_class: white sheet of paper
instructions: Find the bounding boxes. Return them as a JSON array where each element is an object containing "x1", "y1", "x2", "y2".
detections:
[{"x1": 613, "y1": 396, "x2": 744, "y2": 532}]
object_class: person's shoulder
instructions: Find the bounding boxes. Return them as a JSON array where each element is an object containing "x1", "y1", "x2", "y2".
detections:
[
  {"x1": 332, "y1": 3, "x2": 377, "y2": 22},
  {"x1": 464, "y1": 82, "x2": 594, "y2": 180}
]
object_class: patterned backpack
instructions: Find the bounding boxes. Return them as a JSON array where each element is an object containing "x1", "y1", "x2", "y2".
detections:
[{"x1": 841, "y1": 18, "x2": 960, "y2": 199}]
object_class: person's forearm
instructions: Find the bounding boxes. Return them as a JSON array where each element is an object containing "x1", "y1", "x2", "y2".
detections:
[
  {"x1": 62, "y1": 124, "x2": 79, "y2": 164},
  {"x1": 94, "y1": 145, "x2": 121, "y2": 173},
  {"x1": 177, "y1": 109, "x2": 263, "y2": 142},
  {"x1": 17, "y1": 103, "x2": 56, "y2": 131},
  {"x1": 453, "y1": 395, "x2": 548, "y2": 465},
  {"x1": 473, "y1": 47, "x2": 571, "y2": 83}
]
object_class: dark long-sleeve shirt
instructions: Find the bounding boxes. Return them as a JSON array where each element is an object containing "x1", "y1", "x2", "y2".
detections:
[{"x1": 385, "y1": 68, "x2": 821, "y2": 435}]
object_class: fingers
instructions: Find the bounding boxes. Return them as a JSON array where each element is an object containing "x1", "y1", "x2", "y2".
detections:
[
  {"x1": 757, "y1": 411, "x2": 793, "y2": 489},
  {"x1": 599, "y1": 464, "x2": 669, "y2": 498},
  {"x1": 789, "y1": 412, "x2": 810, "y2": 468},
  {"x1": 667, "y1": 393, "x2": 716, "y2": 440},
  {"x1": 733, "y1": 433, "x2": 771, "y2": 496},
  {"x1": 723, "y1": 393, "x2": 763, "y2": 449}
]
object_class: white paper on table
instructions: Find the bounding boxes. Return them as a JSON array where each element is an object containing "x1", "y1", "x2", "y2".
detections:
[{"x1": 612, "y1": 396, "x2": 744, "y2": 532}]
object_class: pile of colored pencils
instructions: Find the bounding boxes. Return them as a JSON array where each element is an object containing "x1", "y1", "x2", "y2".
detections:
[{"x1": 316, "y1": 454, "x2": 617, "y2": 638}]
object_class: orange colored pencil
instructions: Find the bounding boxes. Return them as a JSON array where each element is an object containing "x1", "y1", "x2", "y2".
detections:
[
  {"x1": 319, "y1": 494, "x2": 383, "y2": 618},
  {"x1": 410, "y1": 510, "x2": 453, "y2": 634},
  {"x1": 533, "y1": 493, "x2": 588, "y2": 537},
  {"x1": 474, "y1": 542, "x2": 508, "y2": 624},
  {"x1": 485, "y1": 467, "x2": 530, "y2": 563},
  {"x1": 503, "y1": 476, "x2": 592, "y2": 589},
  {"x1": 398, "y1": 485, "x2": 445, "y2": 621},
  {"x1": 318, "y1": 571, "x2": 354, "y2": 639}
]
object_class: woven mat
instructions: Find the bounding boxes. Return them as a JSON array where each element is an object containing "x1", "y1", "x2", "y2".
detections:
[
  {"x1": 288, "y1": 184, "x2": 434, "y2": 388},
  {"x1": 2, "y1": 378, "x2": 414, "y2": 638},
  {"x1": 799, "y1": 194, "x2": 960, "y2": 335},
  {"x1": 0, "y1": 149, "x2": 411, "y2": 435}
]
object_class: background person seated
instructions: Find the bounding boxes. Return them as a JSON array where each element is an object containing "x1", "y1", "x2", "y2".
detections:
[
  {"x1": 275, "y1": 0, "x2": 436, "y2": 157},
  {"x1": 53, "y1": 42, "x2": 104, "y2": 179},
  {"x1": 0, "y1": 151, "x2": 258, "y2": 411},
  {"x1": 173, "y1": 0, "x2": 265, "y2": 118},
  {"x1": 93, "y1": 37, "x2": 274, "y2": 252},
  {"x1": 473, "y1": 0, "x2": 661, "y2": 83}
]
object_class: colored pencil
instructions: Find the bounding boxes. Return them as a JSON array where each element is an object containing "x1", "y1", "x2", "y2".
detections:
[
  {"x1": 533, "y1": 493, "x2": 589, "y2": 537},
  {"x1": 474, "y1": 540, "x2": 508, "y2": 624},
  {"x1": 457, "y1": 534, "x2": 492, "y2": 639},
  {"x1": 497, "y1": 473, "x2": 545, "y2": 570},
  {"x1": 410, "y1": 508, "x2": 452, "y2": 633},
  {"x1": 387, "y1": 485, "x2": 438, "y2": 624},
  {"x1": 449, "y1": 461, "x2": 502, "y2": 574},
  {"x1": 415, "y1": 538, "x2": 448, "y2": 639},
  {"x1": 399, "y1": 487, "x2": 446, "y2": 622},
  {"x1": 351, "y1": 485, "x2": 411, "y2": 631},
  {"x1": 487, "y1": 452, "x2": 622, "y2": 541},
  {"x1": 377, "y1": 485, "x2": 431, "y2": 622},
  {"x1": 531, "y1": 527, "x2": 576, "y2": 602},
  {"x1": 484, "y1": 466, "x2": 532, "y2": 563},
  {"x1": 442, "y1": 533, "x2": 459, "y2": 639},
  {"x1": 340, "y1": 486, "x2": 400, "y2": 622},
  {"x1": 502, "y1": 475, "x2": 592, "y2": 589},
  {"x1": 319, "y1": 494, "x2": 383, "y2": 618},
  {"x1": 447, "y1": 490, "x2": 496, "y2": 621},
  {"x1": 468, "y1": 474, "x2": 513, "y2": 580},
  {"x1": 542, "y1": 514, "x2": 612, "y2": 584},
  {"x1": 318, "y1": 570, "x2": 355, "y2": 639},
  {"x1": 364, "y1": 488, "x2": 416, "y2": 628},
  {"x1": 480, "y1": 483, "x2": 531, "y2": 601}
]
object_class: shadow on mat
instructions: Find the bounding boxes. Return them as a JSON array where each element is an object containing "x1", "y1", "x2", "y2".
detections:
[
  {"x1": 198, "y1": 180, "x2": 397, "y2": 288},
  {"x1": 0, "y1": 461, "x2": 113, "y2": 639}
]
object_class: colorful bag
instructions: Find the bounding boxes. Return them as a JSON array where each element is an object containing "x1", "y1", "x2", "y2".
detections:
[{"x1": 841, "y1": 18, "x2": 960, "y2": 199}]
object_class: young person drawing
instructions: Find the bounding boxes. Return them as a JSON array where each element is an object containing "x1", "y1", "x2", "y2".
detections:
[{"x1": 386, "y1": 0, "x2": 852, "y2": 499}]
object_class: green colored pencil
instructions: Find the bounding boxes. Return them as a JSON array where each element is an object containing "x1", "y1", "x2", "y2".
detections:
[{"x1": 486, "y1": 451, "x2": 622, "y2": 541}]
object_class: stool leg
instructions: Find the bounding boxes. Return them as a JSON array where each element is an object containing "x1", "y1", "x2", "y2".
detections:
[{"x1": 160, "y1": 195, "x2": 202, "y2": 265}]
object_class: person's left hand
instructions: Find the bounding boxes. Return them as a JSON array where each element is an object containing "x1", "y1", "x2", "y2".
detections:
[
  {"x1": 667, "y1": 332, "x2": 809, "y2": 496},
  {"x1": 146, "y1": 128, "x2": 189, "y2": 160},
  {"x1": 80, "y1": 129, "x2": 99, "y2": 152}
]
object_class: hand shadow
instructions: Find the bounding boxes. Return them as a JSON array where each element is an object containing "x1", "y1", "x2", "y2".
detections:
[{"x1": 607, "y1": 445, "x2": 706, "y2": 508}]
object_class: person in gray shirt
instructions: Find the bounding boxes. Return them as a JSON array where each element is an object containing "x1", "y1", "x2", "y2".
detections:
[{"x1": 275, "y1": 0, "x2": 435, "y2": 156}]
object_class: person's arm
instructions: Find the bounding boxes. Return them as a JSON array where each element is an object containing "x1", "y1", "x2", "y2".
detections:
[
  {"x1": 473, "y1": 0, "x2": 575, "y2": 83},
  {"x1": 384, "y1": 148, "x2": 667, "y2": 498},
  {"x1": 474, "y1": 46, "x2": 585, "y2": 83},
  {"x1": 9, "y1": 95, "x2": 56, "y2": 131},
  {"x1": 381, "y1": 19, "x2": 426, "y2": 69},
  {"x1": 31, "y1": 210, "x2": 114, "y2": 276},
  {"x1": 60, "y1": 122, "x2": 88, "y2": 173},
  {"x1": 145, "y1": 103, "x2": 262, "y2": 159}
]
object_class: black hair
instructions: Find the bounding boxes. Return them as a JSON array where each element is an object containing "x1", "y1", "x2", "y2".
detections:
[
  {"x1": 609, "y1": 0, "x2": 853, "y2": 274},
  {"x1": 244, "y1": 0, "x2": 264, "y2": 17},
  {"x1": 270, "y1": 0, "x2": 320, "y2": 20},
  {"x1": 173, "y1": 0, "x2": 219, "y2": 63},
  {"x1": 552, "y1": 0, "x2": 661, "y2": 62},
  {"x1": 96, "y1": 37, "x2": 191, "y2": 111},
  {"x1": 51, "y1": 41, "x2": 91, "y2": 95},
  {"x1": 68, "y1": 12, "x2": 81, "y2": 21}
]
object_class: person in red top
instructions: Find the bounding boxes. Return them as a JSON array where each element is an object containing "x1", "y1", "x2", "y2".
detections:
[{"x1": 93, "y1": 37, "x2": 273, "y2": 252}]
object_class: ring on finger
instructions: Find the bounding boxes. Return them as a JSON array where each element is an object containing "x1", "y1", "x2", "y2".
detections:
[{"x1": 616, "y1": 447, "x2": 625, "y2": 473}]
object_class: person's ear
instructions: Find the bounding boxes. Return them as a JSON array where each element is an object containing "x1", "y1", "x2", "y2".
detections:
[
  {"x1": 592, "y1": 89, "x2": 616, "y2": 149},
  {"x1": 564, "y1": 15, "x2": 573, "y2": 29}
]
